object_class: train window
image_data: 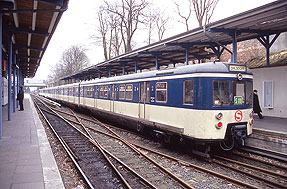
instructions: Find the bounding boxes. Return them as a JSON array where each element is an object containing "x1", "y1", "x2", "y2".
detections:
[
  {"x1": 232, "y1": 81, "x2": 245, "y2": 105},
  {"x1": 126, "y1": 84, "x2": 133, "y2": 100},
  {"x1": 74, "y1": 87, "x2": 79, "y2": 97},
  {"x1": 99, "y1": 86, "x2": 104, "y2": 98},
  {"x1": 140, "y1": 83, "x2": 150, "y2": 103},
  {"x1": 184, "y1": 80, "x2": 194, "y2": 105},
  {"x1": 80, "y1": 87, "x2": 84, "y2": 97},
  {"x1": 94, "y1": 86, "x2": 98, "y2": 98},
  {"x1": 69, "y1": 88, "x2": 73, "y2": 96},
  {"x1": 104, "y1": 86, "x2": 108, "y2": 98},
  {"x1": 86, "y1": 87, "x2": 93, "y2": 97},
  {"x1": 64, "y1": 88, "x2": 68, "y2": 95},
  {"x1": 156, "y1": 82, "x2": 167, "y2": 103},
  {"x1": 111, "y1": 85, "x2": 117, "y2": 100},
  {"x1": 213, "y1": 80, "x2": 230, "y2": 106},
  {"x1": 119, "y1": 85, "x2": 125, "y2": 99},
  {"x1": 246, "y1": 81, "x2": 253, "y2": 105}
]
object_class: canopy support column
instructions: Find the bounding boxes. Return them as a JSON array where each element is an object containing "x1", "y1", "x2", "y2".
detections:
[
  {"x1": 257, "y1": 33, "x2": 280, "y2": 66},
  {"x1": 13, "y1": 50, "x2": 16, "y2": 112},
  {"x1": 8, "y1": 34, "x2": 13, "y2": 121}
]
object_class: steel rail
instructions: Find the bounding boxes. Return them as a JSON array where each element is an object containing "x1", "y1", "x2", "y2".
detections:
[
  {"x1": 31, "y1": 96, "x2": 94, "y2": 189},
  {"x1": 213, "y1": 155, "x2": 287, "y2": 179},
  {"x1": 232, "y1": 151, "x2": 287, "y2": 170},
  {"x1": 241, "y1": 145, "x2": 287, "y2": 162},
  {"x1": 211, "y1": 159, "x2": 286, "y2": 188},
  {"x1": 70, "y1": 110, "x2": 157, "y2": 189},
  {"x1": 34, "y1": 96, "x2": 134, "y2": 189},
  {"x1": 130, "y1": 142, "x2": 260, "y2": 189}
]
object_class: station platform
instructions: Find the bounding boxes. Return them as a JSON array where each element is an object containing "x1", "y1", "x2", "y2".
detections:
[
  {"x1": 246, "y1": 116, "x2": 287, "y2": 154},
  {"x1": 0, "y1": 95, "x2": 64, "y2": 189}
]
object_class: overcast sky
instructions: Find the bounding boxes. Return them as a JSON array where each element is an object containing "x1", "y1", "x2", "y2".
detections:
[{"x1": 34, "y1": 0, "x2": 275, "y2": 80}]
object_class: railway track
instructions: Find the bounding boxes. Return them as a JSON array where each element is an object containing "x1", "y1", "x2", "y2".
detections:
[
  {"x1": 210, "y1": 154, "x2": 287, "y2": 188},
  {"x1": 34, "y1": 95, "x2": 287, "y2": 188},
  {"x1": 32, "y1": 95, "x2": 193, "y2": 189},
  {"x1": 240, "y1": 145, "x2": 287, "y2": 162}
]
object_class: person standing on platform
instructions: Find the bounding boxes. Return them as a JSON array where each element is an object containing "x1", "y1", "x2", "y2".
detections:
[
  {"x1": 253, "y1": 90, "x2": 263, "y2": 119},
  {"x1": 17, "y1": 86, "x2": 24, "y2": 111}
]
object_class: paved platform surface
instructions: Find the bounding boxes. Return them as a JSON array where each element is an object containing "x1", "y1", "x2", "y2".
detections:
[
  {"x1": 0, "y1": 95, "x2": 64, "y2": 189},
  {"x1": 253, "y1": 116, "x2": 287, "y2": 134}
]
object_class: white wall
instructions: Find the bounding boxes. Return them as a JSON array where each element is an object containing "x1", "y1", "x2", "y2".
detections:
[{"x1": 252, "y1": 66, "x2": 287, "y2": 118}]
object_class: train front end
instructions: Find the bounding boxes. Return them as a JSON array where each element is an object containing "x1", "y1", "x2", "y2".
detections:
[{"x1": 212, "y1": 64, "x2": 253, "y2": 150}]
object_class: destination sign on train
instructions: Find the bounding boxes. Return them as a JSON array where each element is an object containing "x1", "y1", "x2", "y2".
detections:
[{"x1": 229, "y1": 65, "x2": 246, "y2": 72}]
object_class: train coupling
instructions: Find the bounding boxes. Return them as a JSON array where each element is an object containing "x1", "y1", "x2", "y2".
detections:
[{"x1": 232, "y1": 124, "x2": 247, "y2": 146}]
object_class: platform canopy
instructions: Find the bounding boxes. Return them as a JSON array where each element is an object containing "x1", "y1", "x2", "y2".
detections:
[
  {"x1": 61, "y1": 0, "x2": 287, "y2": 81},
  {"x1": 2, "y1": 0, "x2": 69, "y2": 78}
]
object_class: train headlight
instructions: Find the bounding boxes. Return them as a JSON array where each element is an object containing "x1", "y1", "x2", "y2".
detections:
[
  {"x1": 215, "y1": 112, "x2": 223, "y2": 120},
  {"x1": 249, "y1": 119, "x2": 254, "y2": 126},
  {"x1": 250, "y1": 111, "x2": 254, "y2": 118},
  {"x1": 215, "y1": 122, "x2": 223, "y2": 129}
]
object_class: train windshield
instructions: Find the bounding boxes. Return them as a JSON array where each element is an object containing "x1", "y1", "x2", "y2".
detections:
[
  {"x1": 213, "y1": 80, "x2": 253, "y2": 106},
  {"x1": 213, "y1": 80, "x2": 230, "y2": 106}
]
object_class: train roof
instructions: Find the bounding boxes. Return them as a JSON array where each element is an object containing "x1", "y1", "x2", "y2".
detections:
[
  {"x1": 77, "y1": 62, "x2": 252, "y2": 86},
  {"x1": 42, "y1": 62, "x2": 252, "y2": 89}
]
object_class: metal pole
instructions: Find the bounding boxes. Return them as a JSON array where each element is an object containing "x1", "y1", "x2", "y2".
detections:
[
  {"x1": 266, "y1": 35, "x2": 270, "y2": 66},
  {"x1": 185, "y1": 48, "x2": 189, "y2": 65},
  {"x1": 122, "y1": 64, "x2": 125, "y2": 75},
  {"x1": 13, "y1": 51, "x2": 16, "y2": 112},
  {"x1": 17, "y1": 63, "x2": 19, "y2": 108},
  {"x1": 134, "y1": 62, "x2": 137, "y2": 73},
  {"x1": 232, "y1": 31, "x2": 237, "y2": 63},
  {"x1": 8, "y1": 34, "x2": 12, "y2": 121},
  {"x1": 0, "y1": 11, "x2": 3, "y2": 139},
  {"x1": 155, "y1": 55, "x2": 159, "y2": 70}
]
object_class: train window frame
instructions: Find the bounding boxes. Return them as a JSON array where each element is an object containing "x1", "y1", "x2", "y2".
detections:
[
  {"x1": 111, "y1": 85, "x2": 117, "y2": 100},
  {"x1": 246, "y1": 81, "x2": 253, "y2": 105},
  {"x1": 119, "y1": 84, "x2": 125, "y2": 100},
  {"x1": 80, "y1": 86, "x2": 84, "y2": 97},
  {"x1": 104, "y1": 85, "x2": 108, "y2": 98},
  {"x1": 94, "y1": 86, "x2": 98, "y2": 99},
  {"x1": 99, "y1": 86, "x2": 104, "y2": 98},
  {"x1": 140, "y1": 83, "x2": 150, "y2": 103},
  {"x1": 183, "y1": 80, "x2": 194, "y2": 105},
  {"x1": 232, "y1": 80, "x2": 245, "y2": 105},
  {"x1": 86, "y1": 86, "x2": 94, "y2": 98},
  {"x1": 69, "y1": 88, "x2": 73, "y2": 96},
  {"x1": 125, "y1": 84, "x2": 133, "y2": 100},
  {"x1": 155, "y1": 82, "x2": 167, "y2": 103},
  {"x1": 213, "y1": 80, "x2": 230, "y2": 106}
]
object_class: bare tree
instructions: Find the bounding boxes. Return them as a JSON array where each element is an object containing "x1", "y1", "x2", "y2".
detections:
[
  {"x1": 104, "y1": 0, "x2": 149, "y2": 53},
  {"x1": 155, "y1": 10, "x2": 169, "y2": 41},
  {"x1": 48, "y1": 45, "x2": 90, "y2": 80},
  {"x1": 174, "y1": 0, "x2": 193, "y2": 31},
  {"x1": 97, "y1": 6, "x2": 109, "y2": 60},
  {"x1": 145, "y1": 8, "x2": 169, "y2": 44},
  {"x1": 192, "y1": 0, "x2": 219, "y2": 27},
  {"x1": 145, "y1": 9, "x2": 157, "y2": 45}
]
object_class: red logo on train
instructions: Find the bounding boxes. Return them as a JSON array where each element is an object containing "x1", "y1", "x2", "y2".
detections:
[{"x1": 235, "y1": 110, "x2": 243, "y2": 122}]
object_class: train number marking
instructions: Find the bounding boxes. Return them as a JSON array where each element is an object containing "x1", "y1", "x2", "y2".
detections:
[{"x1": 235, "y1": 110, "x2": 243, "y2": 122}]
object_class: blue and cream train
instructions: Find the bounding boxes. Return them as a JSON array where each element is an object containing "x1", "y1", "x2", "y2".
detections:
[{"x1": 39, "y1": 62, "x2": 254, "y2": 151}]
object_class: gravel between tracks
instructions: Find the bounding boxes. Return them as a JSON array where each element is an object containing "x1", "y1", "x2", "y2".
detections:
[{"x1": 38, "y1": 110, "x2": 88, "y2": 189}]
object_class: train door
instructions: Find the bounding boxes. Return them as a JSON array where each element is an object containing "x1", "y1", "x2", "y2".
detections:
[{"x1": 139, "y1": 82, "x2": 150, "y2": 119}]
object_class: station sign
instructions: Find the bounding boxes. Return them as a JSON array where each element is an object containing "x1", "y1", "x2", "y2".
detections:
[{"x1": 229, "y1": 65, "x2": 246, "y2": 72}]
